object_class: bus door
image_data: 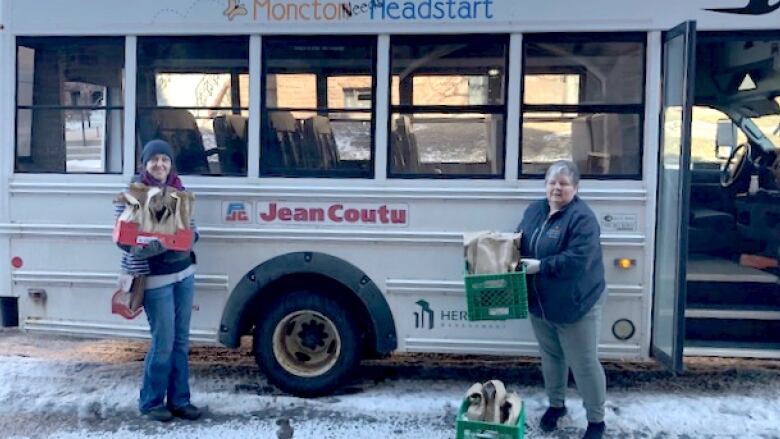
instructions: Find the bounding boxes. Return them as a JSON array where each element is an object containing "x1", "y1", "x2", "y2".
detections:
[{"x1": 652, "y1": 21, "x2": 696, "y2": 373}]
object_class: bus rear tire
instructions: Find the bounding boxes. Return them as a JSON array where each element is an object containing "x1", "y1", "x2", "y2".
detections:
[{"x1": 253, "y1": 289, "x2": 361, "y2": 397}]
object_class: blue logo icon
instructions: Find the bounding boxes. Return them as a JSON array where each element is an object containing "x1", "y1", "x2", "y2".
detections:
[{"x1": 225, "y1": 202, "x2": 249, "y2": 222}]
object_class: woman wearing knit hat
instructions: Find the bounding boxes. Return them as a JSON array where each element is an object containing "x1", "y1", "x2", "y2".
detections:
[{"x1": 115, "y1": 139, "x2": 201, "y2": 422}]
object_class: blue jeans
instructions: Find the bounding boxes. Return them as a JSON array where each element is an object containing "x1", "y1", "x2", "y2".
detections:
[{"x1": 139, "y1": 274, "x2": 195, "y2": 412}]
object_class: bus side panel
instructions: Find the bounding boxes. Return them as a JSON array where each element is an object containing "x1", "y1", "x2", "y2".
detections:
[{"x1": 9, "y1": 188, "x2": 651, "y2": 360}]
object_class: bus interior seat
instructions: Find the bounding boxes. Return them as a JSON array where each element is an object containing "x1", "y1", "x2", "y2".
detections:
[
  {"x1": 268, "y1": 111, "x2": 303, "y2": 168},
  {"x1": 604, "y1": 114, "x2": 640, "y2": 174},
  {"x1": 139, "y1": 109, "x2": 211, "y2": 174},
  {"x1": 687, "y1": 161, "x2": 739, "y2": 255},
  {"x1": 571, "y1": 114, "x2": 611, "y2": 175},
  {"x1": 585, "y1": 114, "x2": 615, "y2": 174},
  {"x1": 688, "y1": 207, "x2": 737, "y2": 255},
  {"x1": 213, "y1": 114, "x2": 248, "y2": 175},
  {"x1": 571, "y1": 114, "x2": 635, "y2": 175},
  {"x1": 391, "y1": 115, "x2": 421, "y2": 173},
  {"x1": 302, "y1": 115, "x2": 341, "y2": 169},
  {"x1": 571, "y1": 115, "x2": 595, "y2": 173}
]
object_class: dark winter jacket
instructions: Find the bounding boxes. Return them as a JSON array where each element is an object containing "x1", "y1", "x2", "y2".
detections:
[
  {"x1": 114, "y1": 197, "x2": 198, "y2": 276},
  {"x1": 515, "y1": 196, "x2": 605, "y2": 323}
]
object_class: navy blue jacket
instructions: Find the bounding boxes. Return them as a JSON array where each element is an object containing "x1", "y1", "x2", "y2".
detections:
[{"x1": 516, "y1": 196, "x2": 605, "y2": 323}]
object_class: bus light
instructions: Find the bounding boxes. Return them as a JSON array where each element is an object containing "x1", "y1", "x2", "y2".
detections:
[
  {"x1": 612, "y1": 319, "x2": 636, "y2": 341},
  {"x1": 614, "y1": 258, "x2": 636, "y2": 269}
]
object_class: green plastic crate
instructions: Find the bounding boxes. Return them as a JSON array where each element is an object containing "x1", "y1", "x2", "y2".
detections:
[
  {"x1": 455, "y1": 399, "x2": 525, "y2": 439},
  {"x1": 464, "y1": 267, "x2": 528, "y2": 321}
]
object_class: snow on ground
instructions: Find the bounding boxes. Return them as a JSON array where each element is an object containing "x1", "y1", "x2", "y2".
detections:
[{"x1": 1, "y1": 330, "x2": 779, "y2": 438}]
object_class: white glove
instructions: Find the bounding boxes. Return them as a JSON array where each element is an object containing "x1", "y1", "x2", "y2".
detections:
[{"x1": 520, "y1": 258, "x2": 541, "y2": 275}]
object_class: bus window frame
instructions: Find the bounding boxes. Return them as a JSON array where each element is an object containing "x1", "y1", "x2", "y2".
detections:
[
  {"x1": 259, "y1": 35, "x2": 378, "y2": 179},
  {"x1": 387, "y1": 34, "x2": 511, "y2": 180},
  {"x1": 519, "y1": 31, "x2": 647, "y2": 180},
  {"x1": 135, "y1": 35, "x2": 250, "y2": 177},
  {"x1": 14, "y1": 36, "x2": 126, "y2": 175}
]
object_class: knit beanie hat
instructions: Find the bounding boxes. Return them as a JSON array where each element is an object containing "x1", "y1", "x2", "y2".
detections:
[{"x1": 141, "y1": 139, "x2": 175, "y2": 166}]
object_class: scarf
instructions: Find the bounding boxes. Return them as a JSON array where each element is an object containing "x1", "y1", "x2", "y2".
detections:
[{"x1": 135, "y1": 170, "x2": 185, "y2": 190}]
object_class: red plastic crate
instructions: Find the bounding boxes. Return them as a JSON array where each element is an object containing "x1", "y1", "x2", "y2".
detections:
[{"x1": 113, "y1": 220, "x2": 193, "y2": 251}]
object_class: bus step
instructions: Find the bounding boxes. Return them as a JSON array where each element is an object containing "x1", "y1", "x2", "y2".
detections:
[
  {"x1": 686, "y1": 280, "x2": 780, "y2": 307},
  {"x1": 686, "y1": 255, "x2": 778, "y2": 283},
  {"x1": 684, "y1": 339, "x2": 780, "y2": 359},
  {"x1": 685, "y1": 304, "x2": 780, "y2": 320},
  {"x1": 685, "y1": 318, "x2": 780, "y2": 345}
]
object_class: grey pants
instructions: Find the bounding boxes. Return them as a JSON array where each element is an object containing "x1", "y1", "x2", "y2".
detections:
[{"x1": 529, "y1": 296, "x2": 606, "y2": 423}]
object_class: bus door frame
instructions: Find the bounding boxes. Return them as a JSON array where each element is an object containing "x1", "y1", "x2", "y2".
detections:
[{"x1": 651, "y1": 20, "x2": 696, "y2": 373}]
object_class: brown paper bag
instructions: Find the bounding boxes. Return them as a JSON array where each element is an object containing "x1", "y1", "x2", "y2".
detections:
[
  {"x1": 111, "y1": 274, "x2": 144, "y2": 320},
  {"x1": 464, "y1": 232, "x2": 522, "y2": 274}
]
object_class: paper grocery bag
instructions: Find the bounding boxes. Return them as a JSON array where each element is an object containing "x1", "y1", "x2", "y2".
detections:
[
  {"x1": 111, "y1": 274, "x2": 144, "y2": 320},
  {"x1": 464, "y1": 232, "x2": 522, "y2": 274}
]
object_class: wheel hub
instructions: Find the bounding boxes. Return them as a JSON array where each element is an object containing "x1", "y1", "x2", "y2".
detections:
[
  {"x1": 298, "y1": 319, "x2": 328, "y2": 350},
  {"x1": 272, "y1": 310, "x2": 341, "y2": 377}
]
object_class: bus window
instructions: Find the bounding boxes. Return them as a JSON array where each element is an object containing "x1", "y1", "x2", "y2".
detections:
[
  {"x1": 261, "y1": 36, "x2": 375, "y2": 178},
  {"x1": 136, "y1": 36, "x2": 249, "y2": 176},
  {"x1": 521, "y1": 34, "x2": 645, "y2": 178},
  {"x1": 690, "y1": 107, "x2": 746, "y2": 165},
  {"x1": 16, "y1": 37, "x2": 124, "y2": 174},
  {"x1": 389, "y1": 35, "x2": 508, "y2": 178}
]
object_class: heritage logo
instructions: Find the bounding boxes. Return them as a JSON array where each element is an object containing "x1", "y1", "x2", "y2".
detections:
[
  {"x1": 414, "y1": 299, "x2": 434, "y2": 329},
  {"x1": 257, "y1": 201, "x2": 409, "y2": 226},
  {"x1": 412, "y1": 300, "x2": 499, "y2": 330}
]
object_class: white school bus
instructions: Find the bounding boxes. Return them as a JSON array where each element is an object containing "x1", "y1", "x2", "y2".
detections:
[{"x1": 1, "y1": 0, "x2": 779, "y2": 395}]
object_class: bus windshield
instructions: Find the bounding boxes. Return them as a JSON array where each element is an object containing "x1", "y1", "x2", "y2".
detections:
[{"x1": 748, "y1": 111, "x2": 780, "y2": 148}]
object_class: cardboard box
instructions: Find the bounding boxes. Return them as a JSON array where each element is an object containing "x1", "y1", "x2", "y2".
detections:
[{"x1": 113, "y1": 220, "x2": 193, "y2": 252}]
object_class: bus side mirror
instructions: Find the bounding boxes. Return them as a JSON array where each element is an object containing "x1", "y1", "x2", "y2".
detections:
[{"x1": 716, "y1": 119, "x2": 736, "y2": 159}]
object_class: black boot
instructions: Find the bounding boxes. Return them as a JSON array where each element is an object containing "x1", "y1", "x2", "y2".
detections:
[
  {"x1": 141, "y1": 406, "x2": 173, "y2": 422},
  {"x1": 539, "y1": 406, "x2": 567, "y2": 432},
  {"x1": 169, "y1": 403, "x2": 201, "y2": 420},
  {"x1": 582, "y1": 421, "x2": 606, "y2": 439}
]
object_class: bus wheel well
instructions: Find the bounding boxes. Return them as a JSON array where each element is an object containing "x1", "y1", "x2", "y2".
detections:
[
  {"x1": 247, "y1": 273, "x2": 377, "y2": 356},
  {"x1": 218, "y1": 252, "x2": 397, "y2": 357}
]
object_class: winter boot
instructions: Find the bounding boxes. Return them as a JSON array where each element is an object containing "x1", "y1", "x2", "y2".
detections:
[
  {"x1": 169, "y1": 403, "x2": 201, "y2": 420},
  {"x1": 539, "y1": 405, "x2": 567, "y2": 432},
  {"x1": 141, "y1": 406, "x2": 173, "y2": 422},
  {"x1": 582, "y1": 421, "x2": 606, "y2": 439}
]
